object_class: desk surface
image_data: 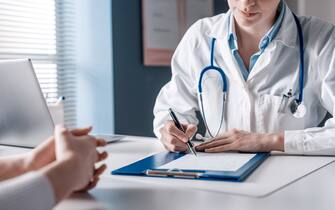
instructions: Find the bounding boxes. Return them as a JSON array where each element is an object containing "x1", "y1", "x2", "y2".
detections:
[{"x1": 1, "y1": 136, "x2": 335, "y2": 210}]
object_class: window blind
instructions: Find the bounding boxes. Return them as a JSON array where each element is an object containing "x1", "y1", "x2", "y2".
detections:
[
  {"x1": 56, "y1": 0, "x2": 77, "y2": 128},
  {"x1": 0, "y1": 0, "x2": 77, "y2": 127},
  {"x1": 0, "y1": 0, "x2": 57, "y2": 101}
]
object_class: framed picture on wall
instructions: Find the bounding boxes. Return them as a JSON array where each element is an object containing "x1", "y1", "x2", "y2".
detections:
[{"x1": 142, "y1": 0, "x2": 214, "y2": 66}]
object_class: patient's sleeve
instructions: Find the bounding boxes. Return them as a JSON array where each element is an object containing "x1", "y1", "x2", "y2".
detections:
[{"x1": 0, "y1": 171, "x2": 55, "y2": 210}]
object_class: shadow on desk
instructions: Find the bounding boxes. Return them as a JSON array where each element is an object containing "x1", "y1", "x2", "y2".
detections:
[
  {"x1": 81, "y1": 187, "x2": 216, "y2": 210},
  {"x1": 56, "y1": 187, "x2": 197, "y2": 210}
]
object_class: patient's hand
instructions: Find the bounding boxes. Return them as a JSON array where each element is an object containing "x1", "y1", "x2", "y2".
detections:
[
  {"x1": 54, "y1": 125, "x2": 108, "y2": 191},
  {"x1": 26, "y1": 126, "x2": 98, "y2": 172},
  {"x1": 41, "y1": 125, "x2": 108, "y2": 204},
  {"x1": 0, "y1": 127, "x2": 96, "y2": 181},
  {"x1": 0, "y1": 124, "x2": 108, "y2": 204}
]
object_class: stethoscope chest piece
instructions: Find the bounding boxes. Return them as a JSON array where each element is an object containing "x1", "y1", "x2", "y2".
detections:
[{"x1": 290, "y1": 99, "x2": 306, "y2": 118}]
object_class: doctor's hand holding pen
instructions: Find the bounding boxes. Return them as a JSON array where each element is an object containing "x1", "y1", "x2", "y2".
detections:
[
  {"x1": 195, "y1": 129, "x2": 285, "y2": 153},
  {"x1": 159, "y1": 121, "x2": 197, "y2": 152}
]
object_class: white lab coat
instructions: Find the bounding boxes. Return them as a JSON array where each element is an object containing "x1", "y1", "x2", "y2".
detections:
[{"x1": 153, "y1": 4, "x2": 335, "y2": 155}]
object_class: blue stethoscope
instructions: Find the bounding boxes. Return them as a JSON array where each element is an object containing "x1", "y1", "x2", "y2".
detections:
[{"x1": 198, "y1": 13, "x2": 306, "y2": 138}]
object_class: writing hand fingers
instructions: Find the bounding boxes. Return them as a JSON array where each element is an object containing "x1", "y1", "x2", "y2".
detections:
[
  {"x1": 164, "y1": 121, "x2": 189, "y2": 143},
  {"x1": 183, "y1": 124, "x2": 197, "y2": 139},
  {"x1": 160, "y1": 129, "x2": 188, "y2": 152}
]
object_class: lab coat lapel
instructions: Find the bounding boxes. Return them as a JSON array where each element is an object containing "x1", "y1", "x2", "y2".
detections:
[
  {"x1": 208, "y1": 11, "x2": 247, "y2": 88},
  {"x1": 247, "y1": 5, "x2": 298, "y2": 81},
  {"x1": 247, "y1": 45, "x2": 274, "y2": 81},
  {"x1": 214, "y1": 38, "x2": 247, "y2": 88}
]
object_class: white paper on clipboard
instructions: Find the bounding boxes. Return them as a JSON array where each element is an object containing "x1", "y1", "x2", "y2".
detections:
[{"x1": 158, "y1": 153, "x2": 256, "y2": 172}]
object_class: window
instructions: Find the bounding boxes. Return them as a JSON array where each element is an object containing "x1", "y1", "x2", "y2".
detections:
[
  {"x1": 56, "y1": 0, "x2": 77, "y2": 128},
  {"x1": 0, "y1": 0, "x2": 77, "y2": 127}
]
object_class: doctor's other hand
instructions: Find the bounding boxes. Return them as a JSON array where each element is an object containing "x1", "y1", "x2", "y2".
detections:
[
  {"x1": 195, "y1": 129, "x2": 284, "y2": 153},
  {"x1": 159, "y1": 121, "x2": 197, "y2": 152}
]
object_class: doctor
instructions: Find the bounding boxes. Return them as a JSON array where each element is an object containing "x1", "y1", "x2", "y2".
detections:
[{"x1": 153, "y1": 0, "x2": 335, "y2": 155}]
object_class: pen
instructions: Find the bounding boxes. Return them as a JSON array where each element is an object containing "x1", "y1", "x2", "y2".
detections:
[
  {"x1": 56, "y1": 96, "x2": 65, "y2": 105},
  {"x1": 168, "y1": 108, "x2": 197, "y2": 156}
]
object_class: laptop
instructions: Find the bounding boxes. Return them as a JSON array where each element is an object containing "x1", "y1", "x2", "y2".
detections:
[{"x1": 0, "y1": 59, "x2": 124, "y2": 148}]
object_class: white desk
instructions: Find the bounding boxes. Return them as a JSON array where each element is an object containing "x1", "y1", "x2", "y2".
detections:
[{"x1": 1, "y1": 136, "x2": 335, "y2": 210}]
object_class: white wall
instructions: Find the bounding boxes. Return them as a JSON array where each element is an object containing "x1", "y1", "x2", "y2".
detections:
[
  {"x1": 301, "y1": 0, "x2": 335, "y2": 24},
  {"x1": 75, "y1": 0, "x2": 114, "y2": 134},
  {"x1": 285, "y1": 0, "x2": 298, "y2": 13},
  {"x1": 286, "y1": 0, "x2": 335, "y2": 24}
]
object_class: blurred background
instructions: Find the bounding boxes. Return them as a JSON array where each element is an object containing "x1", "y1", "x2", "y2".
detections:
[{"x1": 2, "y1": 0, "x2": 334, "y2": 137}]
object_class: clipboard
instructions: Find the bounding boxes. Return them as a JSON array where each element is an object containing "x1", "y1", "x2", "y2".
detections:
[{"x1": 112, "y1": 152, "x2": 270, "y2": 182}]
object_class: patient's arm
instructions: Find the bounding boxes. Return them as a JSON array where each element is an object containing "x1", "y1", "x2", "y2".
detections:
[
  {"x1": 0, "y1": 154, "x2": 31, "y2": 181},
  {"x1": 0, "y1": 137, "x2": 55, "y2": 181}
]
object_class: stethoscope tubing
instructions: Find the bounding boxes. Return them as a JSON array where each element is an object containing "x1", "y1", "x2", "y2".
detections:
[
  {"x1": 198, "y1": 38, "x2": 228, "y2": 94},
  {"x1": 293, "y1": 13, "x2": 305, "y2": 103},
  {"x1": 197, "y1": 12, "x2": 305, "y2": 138}
]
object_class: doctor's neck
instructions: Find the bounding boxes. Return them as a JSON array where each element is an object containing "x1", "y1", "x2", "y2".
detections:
[
  {"x1": 232, "y1": 1, "x2": 280, "y2": 49},
  {"x1": 234, "y1": 12, "x2": 277, "y2": 49}
]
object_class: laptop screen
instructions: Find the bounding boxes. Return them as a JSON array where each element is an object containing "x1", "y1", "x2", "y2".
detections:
[{"x1": 0, "y1": 59, "x2": 54, "y2": 148}]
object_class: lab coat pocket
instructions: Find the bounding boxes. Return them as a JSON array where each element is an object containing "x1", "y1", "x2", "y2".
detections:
[{"x1": 257, "y1": 94, "x2": 305, "y2": 133}]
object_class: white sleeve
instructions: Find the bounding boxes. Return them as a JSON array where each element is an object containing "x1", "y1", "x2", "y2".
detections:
[
  {"x1": 284, "y1": 25, "x2": 335, "y2": 155},
  {"x1": 0, "y1": 172, "x2": 55, "y2": 210},
  {"x1": 153, "y1": 21, "x2": 203, "y2": 139}
]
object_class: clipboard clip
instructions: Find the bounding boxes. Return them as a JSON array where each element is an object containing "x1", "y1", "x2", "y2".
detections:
[{"x1": 145, "y1": 169, "x2": 203, "y2": 179}]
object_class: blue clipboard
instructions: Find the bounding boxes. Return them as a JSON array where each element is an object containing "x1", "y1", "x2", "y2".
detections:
[{"x1": 112, "y1": 152, "x2": 270, "y2": 182}]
